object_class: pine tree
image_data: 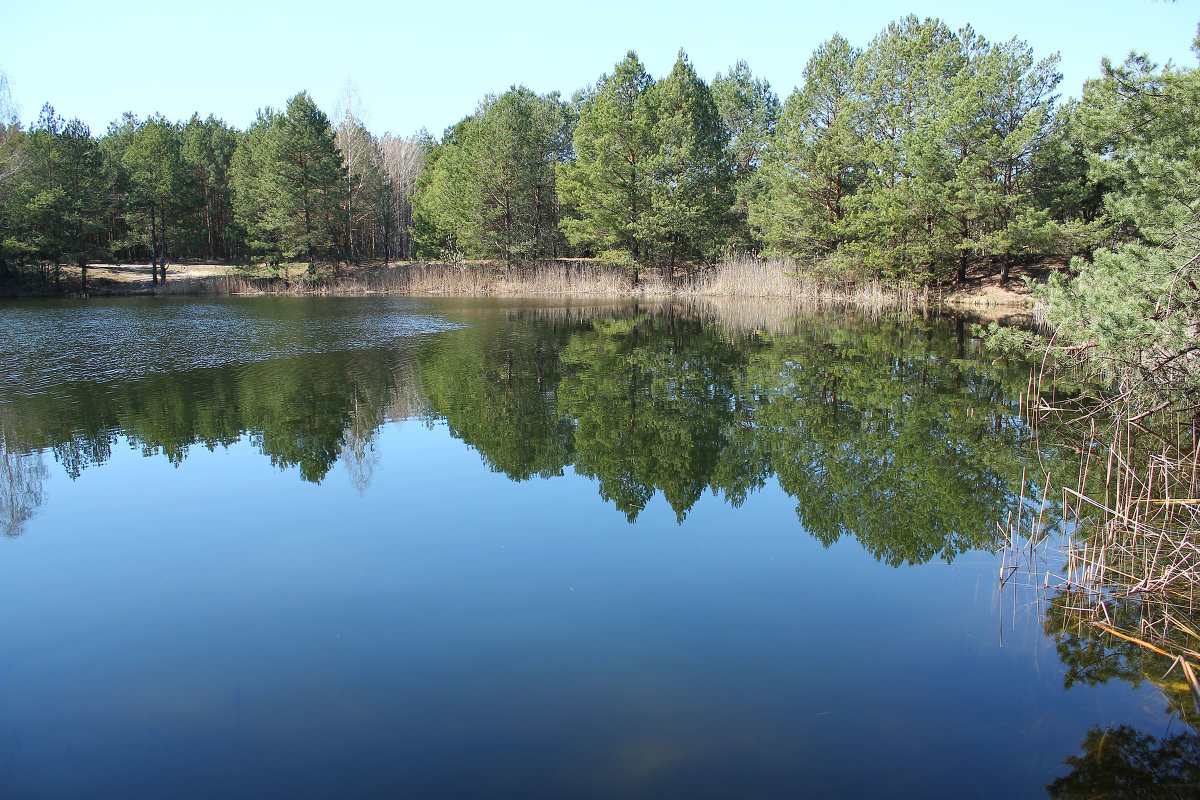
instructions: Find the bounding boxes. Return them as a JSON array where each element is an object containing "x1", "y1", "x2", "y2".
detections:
[
  {"x1": 415, "y1": 87, "x2": 571, "y2": 264},
  {"x1": 231, "y1": 92, "x2": 345, "y2": 273},
  {"x1": 55, "y1": 118, "x2": 107, "y2": 292},
  {"x1": 181, "y1": 114, "x2": 238, "y2": 261},
  {"x1": 230, "y1": 108, "x2": 283, "y2": 265},
  {"x1": 1041, "y1": 39, "x2": 1200, "y2": 408},
  {"x1": 712, "y1": 60, "x2": 779, "y2": 248},
  {"x1": 850, "y1": 16, "x2": 965, "y2": 279},
  {"x1": 122, "y1": 114, "x2": 187, "y2": 283},
  {"x1": 557, "y1": 51, "x2": 658, "y2": 273},
  {"x1": 274, "y1": 92, "x2": 345, "y2": 272},
  {"x1": 949, "y1": 32, "x2": 1062, "y2": 284},
  {"x1": 753, "y1": 34, "x2": 863, "y2": 263},
  {"x1": 646, "y1": 50, "x2": 735, "y2": 277},
  {"x1": 7, "y1": 106, "x2": 107, "y2": 290}
]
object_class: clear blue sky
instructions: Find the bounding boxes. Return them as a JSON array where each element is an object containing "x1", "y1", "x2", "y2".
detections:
[{"x1": 4, "y1": 0, "x2": 1197, "y2": 138}]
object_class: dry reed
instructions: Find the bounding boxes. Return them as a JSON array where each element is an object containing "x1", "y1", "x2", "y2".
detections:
[
  {"x1": 151, "y1": 255, "x2": 933, "y2": 313},
  {"x1": 1000, "y1": 387, "x2": 1200, "y2": 716},
  {"x1": 680, "y1": 253, "x2": 931, "y2": 315},
  {"x1": 155, "y1": 260, "x2": 640, "y2": 298}
]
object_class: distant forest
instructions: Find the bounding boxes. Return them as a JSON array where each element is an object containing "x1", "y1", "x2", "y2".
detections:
[{"x1": 0, "y1": 14, "x2": 1193, "y2": 301}]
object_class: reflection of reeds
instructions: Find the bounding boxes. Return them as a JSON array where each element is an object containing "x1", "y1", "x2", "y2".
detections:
[
  {"x1": 1056, "y1": 413, "x2": 1199, "y2": 609},
  {"x1": 1001, "y1": 394, "x2": 1200, "y2": 718},
  {"x1": 685, "y1": 297, "x2": 923, "y2": 336},
  {"x1": 503, "y1": 298, "x2": 936, "y2": 344}
]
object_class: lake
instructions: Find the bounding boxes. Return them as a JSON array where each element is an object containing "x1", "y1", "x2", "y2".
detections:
[{"x1": 0, "y1": 297, "x2": 1188, "y2": 798}]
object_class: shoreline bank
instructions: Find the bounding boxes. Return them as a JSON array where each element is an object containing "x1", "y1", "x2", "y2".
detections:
[{"x1": 4, "y1": 256, "x2": 1044, "y2": 321}]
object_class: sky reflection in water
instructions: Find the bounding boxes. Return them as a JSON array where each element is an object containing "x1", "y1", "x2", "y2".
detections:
[{"x1": 0, "y1": 297, "x2": 1187, "y2": 799}]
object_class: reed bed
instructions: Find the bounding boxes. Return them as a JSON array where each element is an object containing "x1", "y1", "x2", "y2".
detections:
[
  {"x1": 155, "y1": 261, "x2": 641, "y2": 298},
  {"x1": 680, "y1": 254, "x2": 932, "y2": 314},
  {"x1": 151, "y1": 255, "x2": 933, "y2": 313},
  {"x1": 1000, "y1": 395, "x2": 1200, "y2": 718}
]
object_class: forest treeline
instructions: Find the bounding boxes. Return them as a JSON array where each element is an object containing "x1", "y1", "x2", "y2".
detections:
[
  {"x1": 0, "y1": 14, "x2": 1193, "y2": 320},
  {"x1": 0, "y1": 88, "x2": 428, "y2": 292}
]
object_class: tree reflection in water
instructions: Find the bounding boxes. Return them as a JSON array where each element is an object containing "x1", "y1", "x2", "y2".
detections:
[
  {"x1": 1042, "y1": 589, "x2": 1200, "y2": 797},
  {"x1": 12, "y1": 300, "x2": 1192, "y2": 794},
  {"x1": 0, "y1": 304, "x2": 1066, "y2": 569},
  {"x1": 1048, "y1": 725, "x2": 1200, "y2": 800},
  {"x1": 0, "y1": 437, "x2": 48, "y2": 537}
]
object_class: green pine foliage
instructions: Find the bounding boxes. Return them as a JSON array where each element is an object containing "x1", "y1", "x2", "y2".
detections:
[
  {"x1": 414, "y1": 86, "x2": 572, "y2": 264},
  {"x1": 270, "y1": 92, "x2": 346, "y2": 271},
  {"x1": 229, "y1": 108, "x2": 282, "y2": 264},
  {"x1": 1039, "y1": 35, "x2": 1200, "y2": 411},
  {"x1": 558, "y1": 50, "x2": 735, "y2": 276},
  {"x1": 2, "y1": 105, "x2": 107, "y2": 290},
  {"x1": 754, "y1": 18, "x2": 1067, "y2": 285},
  {"x1": 231, "y1": 92, "x2": 345, "y2": 272},
  {"x1": 646, "y1": 51, "x2": 735, "y2": 275},
  {"x1": 180, "y1": 115, "x2": 239, "y2": 261},
  {"x1": 122, "y1": 114, "x2": 187, "y2": 283},
  {"x1": 712, "y1": 60, "x2": 780, "y2": 248},
  {"x1": 557, "y1": 51, "x2": 659, "y2": 270},
  {"x1": 752, "y1": 34, "x2": 863, "y2": 265}
]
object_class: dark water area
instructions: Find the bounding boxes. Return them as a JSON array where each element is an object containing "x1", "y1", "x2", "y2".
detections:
[{"x1": 0, "y1": 297, "x2": 1191, "y2": 798}]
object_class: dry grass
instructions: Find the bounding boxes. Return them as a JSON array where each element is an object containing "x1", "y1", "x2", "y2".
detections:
[
  {"x1": 153, "y1": 260, "x2": 640, "y2": 298},
  {"x1": 136, "y1": 255, "x2": 935, "y2": 314},
  {"x1": 1000, "y1": 395, "x2": 1200, "y2": 715},
  {"x1": 679, "y1": 254, "x2": 932, "y2": 314},
  {"x1": 60, "y1": 255, "x2": 1046, "y2": 317}
]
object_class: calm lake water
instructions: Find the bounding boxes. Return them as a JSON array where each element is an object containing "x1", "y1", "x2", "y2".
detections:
[{"x1": 0, "y1": 297, "x2": 1188, "y2": 798}]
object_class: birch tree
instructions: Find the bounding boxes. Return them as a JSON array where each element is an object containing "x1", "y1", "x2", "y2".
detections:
[
  {"x1": 334, "y1": 84, "x2": 379, "y2": 263},
  {"x1": 379, "y1": 132, "x2": 426, "y2": 261}
]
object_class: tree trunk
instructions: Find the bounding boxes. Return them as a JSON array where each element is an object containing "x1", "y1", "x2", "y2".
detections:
[
  {"x1": 346, "y1": 187, "x2": 354, "y2": 263},
  {"x1": 159, "y1": 210, "x2": 168, "y2": 284},
  {"x1": 207, "y1": 201, "x2": 215, "y2": 261},
  {"x1": 382, "y1": 203, "x2": 391, "y2": 267},
  {"x1": 304, "y1": 201, "x2": 315, "y2": 275},
  {"x1": 533, "y1": 184, "x2": 542, "y2": 258},
  {"x1": 999, "y1": 252, "x2": 1011, "y2": 286},
  {"x1": 407, "y1": 203, "x2": 415, "y2": 259},
  {"x1": 150, "y1": 207, "x2": 159, "y2": 286}
]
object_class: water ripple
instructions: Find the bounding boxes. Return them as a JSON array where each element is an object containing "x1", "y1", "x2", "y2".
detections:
[{"x1": 0, "y1": 297, "x2": 461, "y2": 395}]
